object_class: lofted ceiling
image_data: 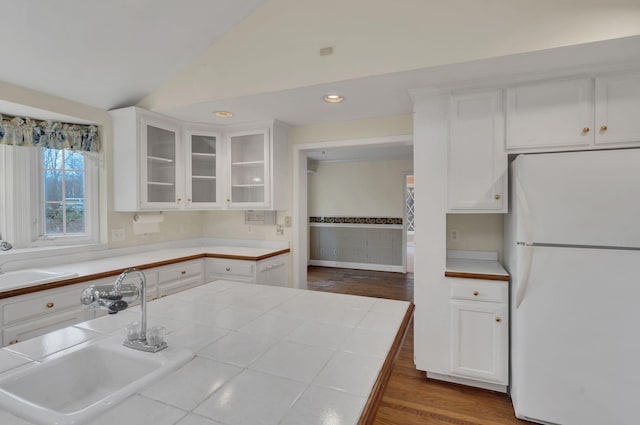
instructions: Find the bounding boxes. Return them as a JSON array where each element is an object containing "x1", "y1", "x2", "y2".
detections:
[
  {"x1": 0, "y1": 0, "x2": 640, "y2": 135},
  {"x1": 0, "y1": 0, "x2": 266, "y2": 110}
]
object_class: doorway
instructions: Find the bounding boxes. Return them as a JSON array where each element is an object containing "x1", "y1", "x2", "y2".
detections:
[{"x1": 292, "y1": 135, "x2": 413, "y2": 289}]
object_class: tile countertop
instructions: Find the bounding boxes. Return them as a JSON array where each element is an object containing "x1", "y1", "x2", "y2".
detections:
[
  {"x1": 0, "y1": 245, "x2": 290, "y2": 295},
  {"x1": 445, "y1": 251, "x2": 510, "y2": 281},
  {"x1": 0, "y1": 280, "x2": 413, "y2": 425}
]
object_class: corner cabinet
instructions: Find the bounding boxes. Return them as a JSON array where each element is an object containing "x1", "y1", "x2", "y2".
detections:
[
  {"x1": 110, "y1": 107, "x2": 289, "y2": 211},
  {"x1": 448, "y1": 90, "x2": 507, "y2": 213},
  {"x1": 449, "y1": 278, "x2": 508, "y2": 386},
  {"x1": 184, "y1": 126, "x2": 223, "y2": 209},
  {"x1": 595, "y1": 72, "x2": 640, "y2": 145}
]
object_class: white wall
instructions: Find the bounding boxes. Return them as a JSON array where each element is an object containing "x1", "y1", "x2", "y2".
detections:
[
  {"x1": 140, "y1": 0, "x2": 640, "y2": 111},
  {"x1": 447, "y1": 214, "x2": 504, "y2": 261},
  {"x1": 0, "y1": 80, "x2": 207, "y2": 249},
  {"x1": 308, "y1": 160, "x2": 413, "y2": 217},
  {"x1": 201, "y1": 114, "x2": 413, "y2": 243}
]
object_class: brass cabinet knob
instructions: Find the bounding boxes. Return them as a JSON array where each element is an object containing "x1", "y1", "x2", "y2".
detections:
[
  {"x1": 494, "y1": 194, "x2": 501, "y2": 200},
  {"x1": 473, "y1": 291, "x2": 479, "y2": 296},
  {"x1": 187, "y1": 198, "x2": 191, "y2": 202},
  {"x1": 225, "y1": 267, "x2": 231, "y2": 272},
  {"x1": 177, "y1": 198, "x2": 182, "y2": 202},
  {"x1": 180, "y1": 270, "x2": 186, "y2": 275},
  {"x1": 46, "y1": 302, "x2": 54, "y2": 309},
  {"x1": 495, "y1": 317, "x2": 502, "y2": 323},
  {"x1": 9, "y1": 339, "x2": 18, "y2": 345},
  {"x1": 226, "y1": 198, "x2": 231, "y2": 202},
  {"x1": 600, "y1": 125, "x2": 608, "y2": 132},
  {"x1": 582, "y1": 127, "x2": 590, "y2": 133}
]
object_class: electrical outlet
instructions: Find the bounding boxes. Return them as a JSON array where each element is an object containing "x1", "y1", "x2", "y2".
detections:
[
  {"x1": 450, "y1": 229, "x2": 459, "y2": 241},
  {"x1": 247, "y1": 225, "x2": 253, "y2": 234},
  {"x1": 111, "y1": 228, "x2": 125, "y2": 242},
  {"x1": 276, "y1": 224, "x2": 284, "y2": 235},
  {"x1": 284, "y1": 216, "x2": 292, "y2": 227}
]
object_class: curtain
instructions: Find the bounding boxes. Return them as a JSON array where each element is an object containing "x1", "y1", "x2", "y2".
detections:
[{"x1": 0, "y1": 114, "x2": 100, "y2": 153}]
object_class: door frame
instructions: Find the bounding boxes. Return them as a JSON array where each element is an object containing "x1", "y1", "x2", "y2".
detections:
[{"x1": 292, "y1": 134, "x2": 413, "y2": 289}]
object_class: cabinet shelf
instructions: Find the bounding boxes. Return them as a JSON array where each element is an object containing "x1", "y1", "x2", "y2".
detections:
[
  {"x1": 147, "y1": 155, "x2": 174, "y2": 163},
  {"x1": 192, "y1": 153, "x2": 217, "y2": 158},
  {"x1": 232, "y1": 184, "x2": 265, "y2": 188},
  {"x1": 192, "y1": 176, "x2": 216, "y2": 180},
  {"x1": 231, "y1": 161, "x2": 264, "y2": 167},
  {"x1": 148, "y1": 181, "x2": 175, "y2": 187}
]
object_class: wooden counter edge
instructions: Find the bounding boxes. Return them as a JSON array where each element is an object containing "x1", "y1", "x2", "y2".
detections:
[
  {"x1": 444, "y1": 271, "x2": 510, "y2": 281},
  {"x1": 358, "y1": 302, "x2": 415, "y2": 425},
  {"x1": 0, "y1": 248, "x2": 290, "y2": 299}
]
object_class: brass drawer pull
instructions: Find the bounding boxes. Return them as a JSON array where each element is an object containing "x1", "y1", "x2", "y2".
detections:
[
  {"x1": 180, "y1": 270, "x2": 186, "y2": 275},
  {"x1": 9, "y1": 339, "x2": 18, "y2": 345},
  {"x1": 495, "y1": 317, "x2": 502, "y2": 323},
  {"x1": 472, "y1": 291, "x2": 479, "y2": 296},
  {"x1": 46, "y1": 302, "x2": 55, "y2": 309},
  {"x1": 582, "y1": 127, "x2": 590, "y2": 133},
  {"x1": 225, "y1": 267, "x2": 231, "y2": 272},
  {"x1": 600, "y1": 125, "x2": 608, "y2": 132}
]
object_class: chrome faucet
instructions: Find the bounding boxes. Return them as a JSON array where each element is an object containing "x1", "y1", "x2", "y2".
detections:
[{"x1": 81, "y1": 268, "x2": 167, "y2": 352}]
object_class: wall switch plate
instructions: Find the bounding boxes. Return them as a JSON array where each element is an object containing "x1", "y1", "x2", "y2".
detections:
[
  {"x1": 284, "y1": 216, "x2": 292, "y2": 227},
  {"x1": 111, "y1": 228, "x2": 125, "y2": 242},
  {"x1": 276, "y1": 224, "x2": 284, "y2": 235}
]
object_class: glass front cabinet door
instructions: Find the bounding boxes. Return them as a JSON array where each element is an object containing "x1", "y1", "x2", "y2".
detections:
[
  {"x1": 226, "y1": 128, "x2": 270, "y2": 209},
  {"x1": 140, "y1": 117, "x2": 182, "y2": 210},
  {"x1": 184, "y1": 128, "x2": 223, "y2": 209}
]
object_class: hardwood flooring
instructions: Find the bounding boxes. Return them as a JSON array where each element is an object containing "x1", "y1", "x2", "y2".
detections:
[{"x1": 307, "y1": 266, "x2": 529, "y2": 425}]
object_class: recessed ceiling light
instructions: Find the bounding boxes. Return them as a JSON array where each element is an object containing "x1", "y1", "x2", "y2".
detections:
[
  {"x1": 323, "y1": 94, "x2": 345, "y2": 103},
  {"x1": 214, "y1": 111, "x2": 233, "y2": 118}
]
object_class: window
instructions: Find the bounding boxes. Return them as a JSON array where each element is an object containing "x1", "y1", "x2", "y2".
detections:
[
  {"x1": 0, "y1": 145, "x2": 99, "y2": 248},
  {"x1": 42, "y1": 148, "x2": 86, "y2": 236}
]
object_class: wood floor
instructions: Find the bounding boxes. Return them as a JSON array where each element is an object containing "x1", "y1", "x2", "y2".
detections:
[{"x1": 307, "y1": 266, "x2": 529, "y2": 425}]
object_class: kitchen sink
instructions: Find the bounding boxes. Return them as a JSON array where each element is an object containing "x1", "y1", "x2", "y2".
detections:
[
  {"x1": 0, "y1": 269, "x2": 78, "y2": 290},
  {"x1": 0, "y1": 335, "x2": 194, "y2": 425}
]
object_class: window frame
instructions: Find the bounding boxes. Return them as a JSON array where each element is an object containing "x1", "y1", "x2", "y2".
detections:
[{"x1": 0, "y1": 145, "x2": 99, "y2": 248}]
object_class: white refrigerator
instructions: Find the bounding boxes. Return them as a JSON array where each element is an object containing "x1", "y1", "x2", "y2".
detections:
[{"x1": 505, "y1": 149, "x2": 640, "y2": 425}]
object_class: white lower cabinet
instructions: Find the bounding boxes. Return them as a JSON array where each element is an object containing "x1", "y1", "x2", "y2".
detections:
[
  {"x1": 156, "y1": 259, "x2": 204, "y2": 297},
  {"x1": 1, "y1": 282, "x2": 97, "y2": 347},
  {"x1": 449, "y1": 278, "x2": 508, "y2": 385},
  {"x1": 206, "y1": 253, "x2": 289, "y2": 286}
]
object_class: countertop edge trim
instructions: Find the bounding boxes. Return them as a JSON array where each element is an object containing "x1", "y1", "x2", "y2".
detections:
[
  {"x1": 0, "y1": 248, "x2": 291, "y2": 299},
  {"x1": 444, "y1": 271, "x2": 510, "y2": 281},
  {"x1": 358, "y1": 302, "x2": 415, "y2": 425}
]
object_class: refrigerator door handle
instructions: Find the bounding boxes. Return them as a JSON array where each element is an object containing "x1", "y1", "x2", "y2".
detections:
[
  {"x1": 515, "y1": 177, "x2": 534, "y2": 308},
  {"x1": 515, "y1": 177, "x2": 533, "y2": 245},
  {"x1": 515, "y1": 245, "x2": 533, "y2": 308}
]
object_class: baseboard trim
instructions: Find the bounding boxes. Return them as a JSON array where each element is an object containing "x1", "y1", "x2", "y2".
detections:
[
  {"x1": 309, "y1": 260, "x2": 403, "y2": 273},
  {"x1": 427, "y1": 372, "x2": 507, "y2": 393}
]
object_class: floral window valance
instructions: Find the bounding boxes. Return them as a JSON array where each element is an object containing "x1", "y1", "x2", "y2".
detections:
[{"x1": 0, "y1": 114, "x2": 100, "y2": 153}]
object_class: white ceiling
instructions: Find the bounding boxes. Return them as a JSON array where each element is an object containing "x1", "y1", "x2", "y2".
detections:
[
  {"x1": 0, "y1": 0, "x2": 266, "y2": 110},
  {"x1": 1, "y1": 1, "x2": 639, "y2": 153}
]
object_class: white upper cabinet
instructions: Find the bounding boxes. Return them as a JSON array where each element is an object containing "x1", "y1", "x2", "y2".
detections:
[
  {"x1": 110, "y1": 107, "x2": 288, "y2": 211},
  {"x1": 224, "y1": 121, "x2": 288, "y2": 211},
  {"x1": 506, "y1": 78, "x2": 594, "y2": 150},
  {"x1": 111, "y1": 107, "x2": 183, "y2": 211},
  {"x1": 184, "y1": 127, "x2": 223, "y2": 209},
  {"x1": 448, "y1": 90, "x2": 507, "y2": 213},
  {"x1": 595, "y1": 72, "x2": 640, "y2": 145},
  {"x1": 226, "y1": 128, "x2": 270, "y2": 209}
]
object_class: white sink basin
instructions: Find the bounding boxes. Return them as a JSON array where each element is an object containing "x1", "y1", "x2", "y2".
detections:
[
  {"x1": 0, "y1": 336, "x2": 194, "y2": 425},
  {"x1": 0, "y1": 269, "x2": 78, "y2": 290}
]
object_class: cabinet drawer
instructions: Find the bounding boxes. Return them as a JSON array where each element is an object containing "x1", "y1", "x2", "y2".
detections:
[
  {"x1": 158, "y1": 261, "x2": 202, "y2": 284},
  {"x1": 3, "y1": 287, "x2": 87, "y2": 326},
  {"x1": 208, "y1": 261, "x2": 254, "y2": 277},
  {"x1": 158, "y1": 276, "x2": 202, "y2": 298},
  {"x1": 450, "y1": 280, "x2": 507, "y2": 303},
  {"x1": 3, "y1": 309, "x2": 94, "y2": 347}
]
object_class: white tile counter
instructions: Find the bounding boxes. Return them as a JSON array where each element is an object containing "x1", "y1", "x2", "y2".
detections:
[
  {"x1": 0, "y1": 281, "x2": 413, "y2": 425},
  {"x1": 445, "y1": 251, "x2": 509, "y2": 281}
]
